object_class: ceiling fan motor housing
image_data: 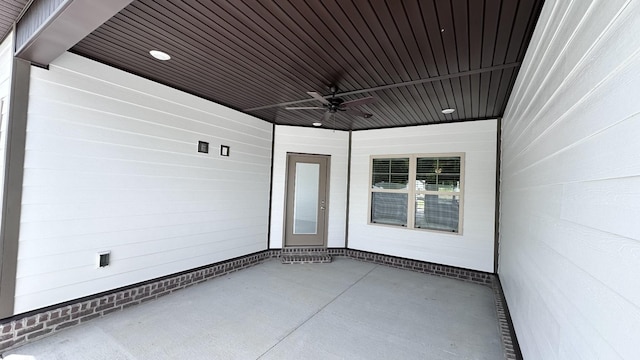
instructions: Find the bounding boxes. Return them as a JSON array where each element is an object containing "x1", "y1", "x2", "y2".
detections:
[{"x1": 329, "y1": 97, "x2": 344, "y2": 113}]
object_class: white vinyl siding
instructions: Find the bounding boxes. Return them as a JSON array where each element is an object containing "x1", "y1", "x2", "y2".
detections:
[
  {"x1": 269, "y1": 125, "x2": 349, "y2": 249},
  {"x1": 14, "y1": 52, "x2": 273, "y2": 314},
  {"x1": 349, "y1": 120, "x2": 497, "y2": 272},
  {"x1": 499, "y1": 0, "x2": 640, "y2": 359},
  {"x1": 0, "y1": 33, "x2": 13, "y2": 224}
]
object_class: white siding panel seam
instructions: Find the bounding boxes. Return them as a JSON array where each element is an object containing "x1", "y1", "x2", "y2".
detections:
[
  {"x1": 14, "y1": 52, "x2": 272, "y2": 314},
  {"x1": 39, "y1": 65, "x2": 272, "y2": 135},
  {"x1": 504, "y1": 0, "x2": 630, "y2": 147}
]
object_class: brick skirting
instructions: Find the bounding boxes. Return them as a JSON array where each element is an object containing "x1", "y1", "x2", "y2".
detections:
[
  {"x1": 0, "y1": 248, "x2": 520, "y2": 359},
  {"x1": 0, "y1": 251, "x2": 276, "y2": 351}
]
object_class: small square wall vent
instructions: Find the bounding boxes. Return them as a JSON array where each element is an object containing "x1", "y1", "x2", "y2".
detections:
[
  {"x1": 98, "y1": 251, "x2": 110, "y2": 268},
  {"x1": 198, "y1": 141, "x2": 209, "y2": 153}
]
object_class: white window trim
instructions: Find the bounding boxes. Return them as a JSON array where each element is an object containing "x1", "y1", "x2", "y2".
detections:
[{"x1": 368, "y1": 152, "x2": 465, "y2": 235}]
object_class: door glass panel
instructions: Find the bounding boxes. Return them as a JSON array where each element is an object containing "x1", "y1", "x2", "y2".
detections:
[{"x1": 293, "y1": 162, "x2": 319, "y2": 234}]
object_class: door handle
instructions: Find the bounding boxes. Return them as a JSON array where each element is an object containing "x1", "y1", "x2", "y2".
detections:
[{"x1": 320, "y1": 206, "x2": 325, "y2": 210}]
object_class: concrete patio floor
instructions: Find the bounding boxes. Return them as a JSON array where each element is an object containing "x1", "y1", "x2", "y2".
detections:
[{"x1": 3, "y1": 258, "x2": 503, "y2": 359}]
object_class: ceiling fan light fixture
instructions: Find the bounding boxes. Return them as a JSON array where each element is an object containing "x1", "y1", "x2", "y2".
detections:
[
  {"x1": 441, "y1": 108, "x2": 455, "y2": 114},
  {"x1": 312, "y1": 122, "x2": 322, "y2": 127},
  {"x1": 149, "y1": 50, "x2": 171, "y2": 61}
]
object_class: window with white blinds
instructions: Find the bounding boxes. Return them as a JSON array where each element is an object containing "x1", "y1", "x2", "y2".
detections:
[{"x1": 369, "y1": 153, "x2": 464, "y2": 233}]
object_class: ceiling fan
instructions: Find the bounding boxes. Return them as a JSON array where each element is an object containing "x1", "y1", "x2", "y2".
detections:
[{"x1": 285, "y1": 85, "x2": 376, "y2": 124}]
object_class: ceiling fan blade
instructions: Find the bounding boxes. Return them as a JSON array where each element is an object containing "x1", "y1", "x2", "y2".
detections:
[
  {"x1": 341, "y1": 96, "x2": 376, "y2": 108},
  {"x1": 345, "y1": 108, "x2": 373, "y2": 118},
  {"x1": 285, "y1": 106, "x2": 325, "y2": 110},
  {"x1": 307, "y1": 91, "x2": 330, "y2": 105}
]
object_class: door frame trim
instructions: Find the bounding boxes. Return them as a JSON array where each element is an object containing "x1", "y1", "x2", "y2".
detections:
[{"x1": 282, "y1": 152, "x2": 331, "y2": 248}]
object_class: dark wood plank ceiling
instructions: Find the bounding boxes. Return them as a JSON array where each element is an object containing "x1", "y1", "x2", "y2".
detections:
[{"x1": 68, "y1": 0, "x2": 544, "y2": 131}]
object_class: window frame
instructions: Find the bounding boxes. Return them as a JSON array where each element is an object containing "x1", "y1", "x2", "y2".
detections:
[{"x1": 367, "y1": 153, "x2": 465, "y2": 234}]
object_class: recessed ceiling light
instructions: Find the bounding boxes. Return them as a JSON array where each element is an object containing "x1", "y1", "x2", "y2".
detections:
[
  {"x1": 149, "y1": 50, "x2": 171, "y2": 61},
  {"x1": 441, "y1": 108, "x2": 455, "y2": 114},
  {"x1": 312, "y1": 122, "x2": 322, "y2": 127}
]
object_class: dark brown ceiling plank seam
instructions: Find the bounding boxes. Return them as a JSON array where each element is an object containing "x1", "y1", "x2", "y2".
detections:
[
  {"x1": 335, "y1": 0, "x2": 405, "y2": 85},
  {"x1": 315, "y1": 0, "x2": 392, "y2": 86},
  {"x1": 146, "y1": 1, "x2": 317, "y2": 98},
  {"x1": 244, "y1": 62, "x2": 520, "y2": 111},
  {"x1": 323, "y1": 0, "x2": 403, "y2": 86},
  {"x1": 470, "y1": 73, "x2": 481, "y2": 118},
  {"x1": 386, "y1": 74, "x2": 434, "y2": 124},
  {"x1": 220, "y1": 0, "x2": 360, "y2": 92},
  {"x1": 494, "y1": 67, "x2": 518, "y2": 115},
  {"x1": 71, "y1": 35, "x2": 270, "y2": 112},
  {"x1": 492, "y1": 0, "x2": 520, "y2": 65},
  {"x1": 70, "y1": 43, "x2": 261, "y2": 111},
  {"x1": 407, "y1": 81, "x2": 444, "y2": 122},
  {"x1": 150, "y1": 2, "x2": 302, "y2": 91},
  {"x1": 273, "y1": 0, "x2": 374, "y2": 91},
  {"x1": 361, "y1": 0, "x2": 415, "y2": 82},
  {"x1": 421, "y1": 82, "x2": 448, "y2": 122},
  {"x1": 73, "y1": 29, "x2": 262, "y2": 108},
  {"x1": 386, "y1": 1, "x2": 430, "y2": 79},
  {"x1": 367, "y1": 1, "x2": 438, "y2": 124},
  {"x1": 98, "y1": 10, "x2": 291, "y2": 103},
  {"x1": 480, "y1": 0, "x2": 500, "y2": 68},
  {"x1": 136, "y1": 1, "x2": 309, "y2": 99},
  {"x1": 478, "y1": 71, "x2": 492, "y2": 118},
  {"x1": 379, "y1": 86, "x2": 425, "y2": 125},
  {"x1": 347, "y1": 99, "x2": 400, "y2": 128},
  {"x1": 418, "y1": 0, "x2": 450, "y2": 76},
  {"x1": 405, "y1": 84, "x2": 439, "y2": 123},
  {"x1": 301, "y1": 0, "x2": 386, "y2": 88},
  {"x1": 344, "y1": 87, "x2": 419, "y2": 126},
  {"x1": 369, "y1": 0, "x2": 421, "y2": 81},
  {"x1": 74, "y1": 26, "x2": 265, "y2": 105},
  {"x1": 436, "y1": 78, "x2": 459, "y2": 120},
  {"x1": 449, "y1": 77, "x2": 467, "y2": 120},
  {"x1": 193, "y1": 0, "x2": 327, "y2": 92},
  {"x1": 403, "y1": 0, "x2": 440, "y2": 78},
  {"x1": 486, "y1": 69, "x2": 505, "y2": 116},
  {"x1": 381, "y1": 88, "x2": 422, "y2": 125},
  {"x1": 504, "y1": 0, "x2": 535, "y2": 63},
  {"x1": 262, "y1": 1, "x2": 369, "y2": 92},
  {"x1": 431, "y1": 75, "x2": 459, "y2": 121},
  {"x1": 355, "y1": 105, "x2": 390, "y2": 128},
  {"x1": 372, "y1": 102, "x2": 408, "y2": 128},
  {"x1": 516, "y1": 0, "x2": 545, "y2": 61},
  {"x1": 459, "y1": 75, "x2": 473, "y2": 120},
  {"x1": 451, "y1": 0, "x2": 470, "y2": 72},
  {"x1": 468, "y1": 0, "x2": 485, "y2": 70},
  {"x1": 340, "y1": 96, "x2": 402, "y2": 128},
  {"x1": 257, "y1": 0, "x2": 358, "y2": 84},
  {"x1": 259, "y1": 0, "x2": 364, "y2": 90},
  {"x1": 505, "y1": 0, "x2": 538, "y2": 63},
  {"x1": 434, "y1": 0, "x2": 461, "y2": 74}
]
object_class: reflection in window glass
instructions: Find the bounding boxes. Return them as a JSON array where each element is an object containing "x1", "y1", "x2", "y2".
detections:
[
  {"x1": 415, "y1": 194, "x2": 460, "y2": 232},
  {"x1": 415, "y1": 157, "x2": 460, "y2": 192},
  {"x1": 370, "y1": 154, "x2": 463, "y2": 233},
  {"x1": 371, "y1": 192, "x2": 407, "y2": 226},
  {"x1": 372, "y1": 158, "x2": 409, "y2": 189}
]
